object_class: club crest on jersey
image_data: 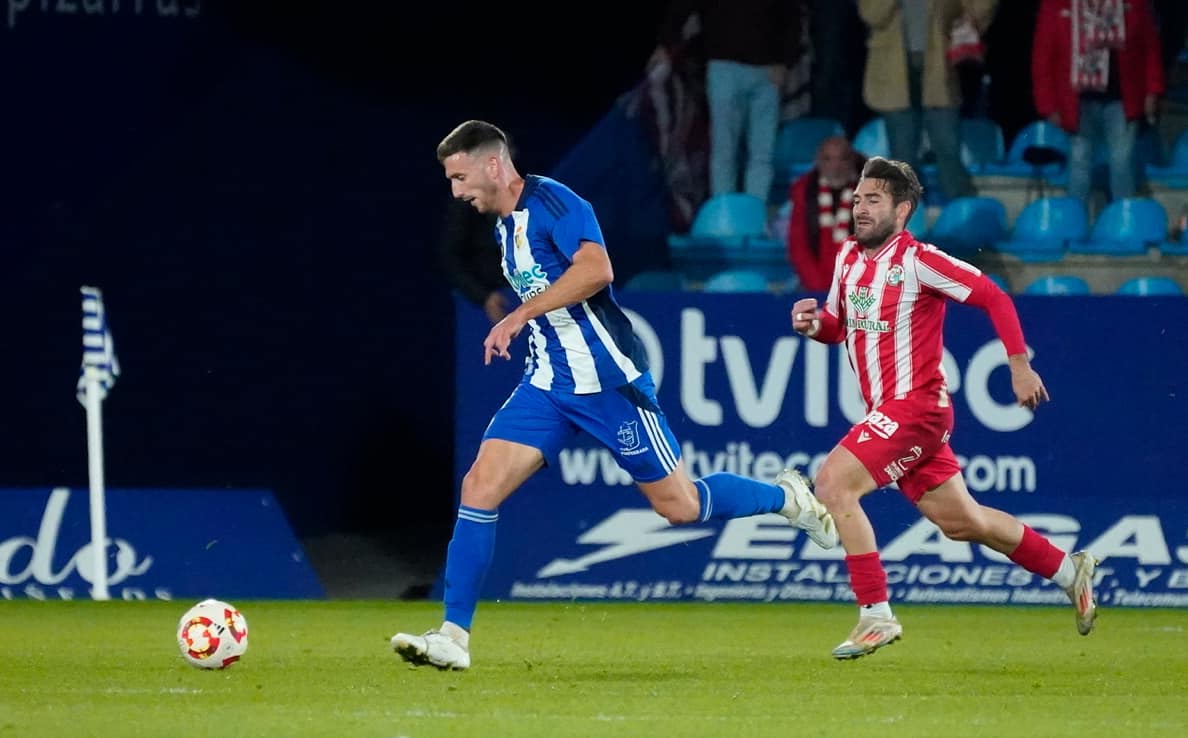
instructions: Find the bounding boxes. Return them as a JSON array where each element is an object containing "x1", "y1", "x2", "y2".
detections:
[
  {"x1": 886, "y1": 265, "x2": 905, "y2": 286},
  {"x1": 514, "y1": 227, "x2": 528, "y2": 250}
]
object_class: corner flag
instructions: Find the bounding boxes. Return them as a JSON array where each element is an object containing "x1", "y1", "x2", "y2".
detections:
[
  {"x1": 77, "y1": 286, "x2": 119, "y2": 600},
  {"x1": 77, "y1": 286, "x2": 120, "y2": 405}
]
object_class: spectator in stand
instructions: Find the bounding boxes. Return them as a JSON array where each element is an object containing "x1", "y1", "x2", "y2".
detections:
[
  {"x1": 1032, "y1": 0, "x2": 1164, "y2": 203},
  {"x1": 808, "y1": 0, "x2": 869, "y2": 137},
  {"x1": 649, "y1": 1, "x2": 804, "y2": 204},
  {"x1": 858, "y1": 1, "x2": 998, "y2": 202},
  {"x1": 786, "y1": 136, "x2": 866, "y2": 292}
]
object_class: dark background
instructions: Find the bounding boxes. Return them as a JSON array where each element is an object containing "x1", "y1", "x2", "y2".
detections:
[
  {"x1": 2, "y1": 1, "x2": 1067, "y2": 554},
  {"x1": 1, "y1": 1, "x2": 671, "y2": 547}
]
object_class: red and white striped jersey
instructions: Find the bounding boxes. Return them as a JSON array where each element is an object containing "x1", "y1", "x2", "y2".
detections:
[{"x1": 821, "y1": 230, "x2": 1011, "y2": 412}]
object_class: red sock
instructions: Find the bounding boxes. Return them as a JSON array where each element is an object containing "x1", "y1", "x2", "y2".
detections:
[
  {"x1": 845, "y1": 552, "x2": 888, "y2": 606},
  {"x1": 1008, "y1": 525, "x2": 1065, "y2": 578}
]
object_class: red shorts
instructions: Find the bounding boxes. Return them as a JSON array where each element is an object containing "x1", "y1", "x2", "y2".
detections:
[{"x1": 840, "y1": 392, "x2": 962, "y2": 503}]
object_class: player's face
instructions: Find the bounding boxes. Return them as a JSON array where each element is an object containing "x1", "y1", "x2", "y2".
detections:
[
  {"x1": 851, "y1": 178, "x2": 904, "y2": 249},
  {"x1": 443, "y1": 151, "x2": 499, "y2": 213}
]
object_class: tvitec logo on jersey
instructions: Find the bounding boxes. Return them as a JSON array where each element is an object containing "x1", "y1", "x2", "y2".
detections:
[{"x1": 0, "y1": 487, "x2": 162, "y2": 601}]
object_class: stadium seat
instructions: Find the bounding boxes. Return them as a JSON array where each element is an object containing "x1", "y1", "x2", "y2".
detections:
[
  {"x1": 1023, "y1": 275, "x2": 1091, "y2": 295},
  {"x1": 852, "y1": 117, "x2": 890, "y2": 159},
  {"x1": 994, "y1": 196, "x2": 1088, "y2": 262},
  {"x1": 959, "y1": 117, "x2": 1006, "y2": 174},
  {"x1": 772, "y1": 116, "x2": 845, "y2": 191},
  {"x1": 925, "y1": 196, "x2": 1007, "y2": 257},
  {"x1": 906, "y1": 203, "x2": 929, "y2": 237},
  {"x1": 668, "y1": 193, "x2": 768, "y2": 250},
  {"x1": 667, "y1": 194, "x2": 788, "y2": 282},
  {"x1": 622, "y1": 269, "x2": 687, "y2": 292},
  {"x1": 1145, "y1": 128, "x2": 1188, "y2": 187},
  {"x1": 1070, "y1": 197, "x2": 1167, "y2": 256},
  {"x1": 1116, "y1": 276, "x2": 1184, "y2": 296},
  {"x1": 984, "y1": 119, "x2": 1071, "y2": 180},
  {"x1": 702, "y1": 268, "x2": 772, "y2": 293}
]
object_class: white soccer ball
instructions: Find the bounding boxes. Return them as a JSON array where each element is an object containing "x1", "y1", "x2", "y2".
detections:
[{"x1": 177, "y1": 598, "x2": 249, "y2": 669}]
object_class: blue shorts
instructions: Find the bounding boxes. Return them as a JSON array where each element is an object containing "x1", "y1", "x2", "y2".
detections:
[{"x1": 483, "y1": 372, "x2": 681, "y2": 483}]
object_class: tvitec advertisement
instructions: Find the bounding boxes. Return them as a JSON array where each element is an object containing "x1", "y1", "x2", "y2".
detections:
[{"x1": 448, "y1": 292, "x2": 1188, "y2": 609}]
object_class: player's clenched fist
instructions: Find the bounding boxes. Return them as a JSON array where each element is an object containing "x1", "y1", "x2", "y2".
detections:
[{"x1": 791, "y1": 298, "x2": 821, "y2": 337}]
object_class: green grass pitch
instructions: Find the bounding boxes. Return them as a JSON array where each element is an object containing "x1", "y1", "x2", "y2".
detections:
[{"x1": 0, "y1": 599, "x2": 1184, "y2": 738}]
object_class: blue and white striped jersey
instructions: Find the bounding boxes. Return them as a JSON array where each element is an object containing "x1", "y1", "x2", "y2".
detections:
[{"x1": 495, "y1": 175, "x2": 648, "y2": 395}]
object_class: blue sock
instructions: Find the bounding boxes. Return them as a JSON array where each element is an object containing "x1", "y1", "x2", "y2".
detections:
[
  {"x1": 694, "y1": 473, "x2": 785, "y2": 522},
  {"x1": 442, "y1": 505, "x2": 498, "y2": 630}
]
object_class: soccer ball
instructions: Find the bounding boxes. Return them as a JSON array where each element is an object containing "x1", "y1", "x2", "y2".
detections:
[{"x1": 177, "y1": 598, "x2": 249, "y2": 669}]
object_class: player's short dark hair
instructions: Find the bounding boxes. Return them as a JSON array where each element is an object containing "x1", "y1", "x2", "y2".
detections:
[
  {"x1": 860, "y1": 156, "x2": 924, "y2": 220},
  {"x1": 437, "y1": 120, "x2": 509, "y2": 162}
]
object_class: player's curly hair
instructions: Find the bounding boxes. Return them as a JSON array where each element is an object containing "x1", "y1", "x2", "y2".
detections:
[
  {"x1": 860, "y1": 156, "x2": 924, "y2": 222},
  {"x1": 437, "y1": 120, "x2": 510, "y2": 162}
]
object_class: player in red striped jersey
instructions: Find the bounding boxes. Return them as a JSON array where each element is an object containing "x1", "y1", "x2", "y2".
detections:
[{"x1": 790, "y1": 156, "x2": 1098, "y2": 660}]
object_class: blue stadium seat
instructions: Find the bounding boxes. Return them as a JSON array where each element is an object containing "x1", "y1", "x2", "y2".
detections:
[
  {"x1": 772, "y1": 116, "x2": 845, "y2": 189},
  {"x1": 622, "y1": 269, "x2": 687, "y2": 292},
  {"x1": 702, "y1": 268, "x2": 772, "y2": 293},
  {"x1": 925, "y1": 196, "x2": 1007, "y2": 257},
  {"x1": 853, "y1": 117, "x2": 890, "y2": 159},
  {"x1": 1023, "y1": 275, "x2": 1091, "y2": 295},
  {"x1": 668, "y1": 194, "x2": 788, "y2": 282},
  {"x1": 1116, "y1": 276, "x2": 1184, "y2": 296},
  {"x1": 1145, "y1": 129, "x2": 1188, "y2": 187},
  {"x1": 668, "y1": 193, "x2": 768, "y2": 250},
  {"x1": 1070, "y1": 197, "x2": 1167, "y2": 256},
  {"x1": 994, "y1": 196, "x2": 1088, "y2": 262},
  {"x1": 906, "y1": 203, "x2": 929, "y2": 237},
  {"x1": 959, "y1": 117, "x2": 1006, "y2": 174},
  {"x1": 983, "y1": 120, "x2": 1071, "y2": 181}
]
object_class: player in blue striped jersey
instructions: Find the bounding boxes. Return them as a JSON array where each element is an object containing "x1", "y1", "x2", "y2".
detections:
[{"x1": 391, "y1": 120, "x2": 837, "y2": 670}]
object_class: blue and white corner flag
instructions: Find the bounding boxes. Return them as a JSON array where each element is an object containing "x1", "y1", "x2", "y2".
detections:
[{"x1": 77, "y1": 286, "x2": 120, "y2": 405}]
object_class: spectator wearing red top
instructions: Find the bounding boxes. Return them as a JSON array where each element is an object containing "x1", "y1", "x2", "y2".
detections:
[
  {"x1": 786, "y1": 136, "x2": 865, "y2": 292},
  {"x1": 1032, "y1": 0, "x2": 1164, "y2": 202}
]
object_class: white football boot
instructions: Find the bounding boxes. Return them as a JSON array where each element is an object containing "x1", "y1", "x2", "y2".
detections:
[
  {"x1": 391, "y1": 629, "x2": 470, "y2": 670},
  {"x1": 775, "y1": 468, "x2": 839, "y2": 549},
  {"x1": 831, "y1": 614, "x2": 903, "y2": 660},
  {"x1": 1064, "y1": 550, "x2": 1099, "y2": 636}
]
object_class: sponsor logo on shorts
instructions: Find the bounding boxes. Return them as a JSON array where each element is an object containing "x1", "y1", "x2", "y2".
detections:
[
  {"x1": 883, "y1": 445, "x2": 923, "y2": 481},
  {"x1": 858, "y1": 430, "x2": 872, "y2": 443},
  {"x1": 863, "y1": 411, "x2": 900, "y2": 439}
]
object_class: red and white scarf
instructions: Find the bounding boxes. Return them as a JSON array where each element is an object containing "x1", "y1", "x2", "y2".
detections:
[
  {"x1": 817, "y1": 183, "x2": 853, "y2": 252},
  {"x1": 1071, "y1": 0, "x2": 1126, "y2": 92}
]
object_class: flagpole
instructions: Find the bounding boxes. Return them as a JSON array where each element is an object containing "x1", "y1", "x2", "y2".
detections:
[
  {"x1": 78, "y1": 285, "x2": 119, "y2": 602},
  {"x1": 84, "y1": 370, "x2": 110, "y2": 601}
]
